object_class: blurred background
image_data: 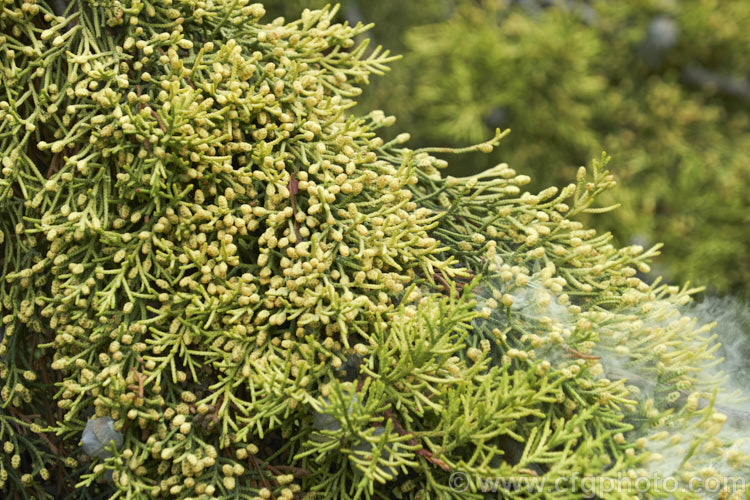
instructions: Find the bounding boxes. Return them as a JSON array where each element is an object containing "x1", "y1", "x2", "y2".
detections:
[{"x1": 263, "y1": 0, "x2": 750, "y2": 298}]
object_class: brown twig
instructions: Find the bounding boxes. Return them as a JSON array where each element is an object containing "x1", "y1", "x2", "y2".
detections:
[
  {"x1": 432, "y1": 271, "x2": 457, "y2": 298},
  {"x1": 151, "y1": 109, "x2": 167, "y2": 134},
  {"x1": 127, "y1": 367, "x2": 147, "y2": 398},
  {"x1": 382, "y1": 409, "x2": 450, "y2": 472},
  {"x1": 561, "y1": 344, "x2": 600, "y2": 360},
  {"x1": 264, "y1": 464, "x2": 310, "y2": 478},
  {"x1": 247, "y1": 453, "x2": 277, "y2": 499}
]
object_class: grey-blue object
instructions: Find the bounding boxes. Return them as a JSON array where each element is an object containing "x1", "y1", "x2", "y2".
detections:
[
  {"x1": 640, "y1": 16, "x2": 679, "y2": 67},
  {"x1": 646, "y1": 17, "x2": 680, "y2": 51},
  {"x1": 682, "y1": 65, "x2": 750, "y2": 102},
  {"x1": 312, "y1": 395, "x2": 359, "y2": 432},
  {"x1": 82, "y1": 417, "x2": 123, "y2": 459},
  {"x1": 484, "y1": 107, "x2": 509, "y2": 129},
  {"x1": 312, "y1": 396, "x2": 400, "y2": 478}
]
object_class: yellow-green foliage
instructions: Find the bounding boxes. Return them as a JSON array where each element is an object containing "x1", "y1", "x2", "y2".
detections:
[
  {"x1": 276, "y1": 0, "x2": 750, "y2": 296},
  {"x1": 0, "y1": 1, "x2": 749, "y2": 499}
]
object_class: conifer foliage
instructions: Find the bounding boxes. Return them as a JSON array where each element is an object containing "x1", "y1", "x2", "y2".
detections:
[{"x1": 0, "y1": 1, "x2": 748, "y2": 499}]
